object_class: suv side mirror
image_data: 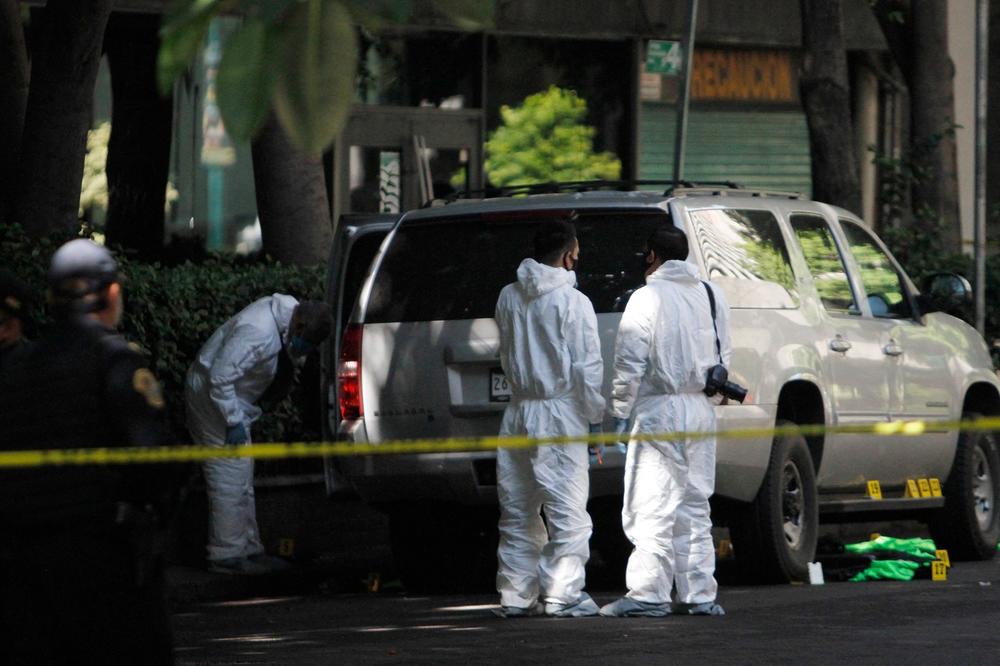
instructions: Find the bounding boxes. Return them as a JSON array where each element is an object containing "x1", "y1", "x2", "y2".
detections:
[{"x1": 919, "y1": 272, "x2": 972, "y2": 315}]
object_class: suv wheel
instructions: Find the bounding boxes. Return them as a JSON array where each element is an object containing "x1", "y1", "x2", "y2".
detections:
[
  {"x1": 388, "y1": 502, "x2": 498, "y2": 593},
  {"x1": 730, "y1": 420, "x2": 818, "y2": 583},
  {"x1": 930, "y1": 412, "x2": 1000, "y2": 560}
]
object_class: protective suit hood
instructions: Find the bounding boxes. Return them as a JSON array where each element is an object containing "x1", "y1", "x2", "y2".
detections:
[
  {"x1": 516, "y1": 258, "x2": 577, "y2": 299},
  {"x1": 270, "y1": 293, "x2": 298, "y2": 347},
  {"x1": 647, "y1": 259, "x2": 700, "y2": 284}
]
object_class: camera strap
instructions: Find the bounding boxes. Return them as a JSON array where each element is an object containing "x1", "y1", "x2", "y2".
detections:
[{"x1": 702, "y1": 281, "x2": 722, "y2": 363}]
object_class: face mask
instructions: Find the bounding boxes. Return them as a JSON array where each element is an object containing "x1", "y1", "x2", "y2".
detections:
[{"x1": 289, "y1": 335, "x2": 316, "y2": 357}]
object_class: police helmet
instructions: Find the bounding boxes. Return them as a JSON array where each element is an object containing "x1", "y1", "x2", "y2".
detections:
[{"x1": 47, "y1": 239, "x2": 120, "y2": 312}]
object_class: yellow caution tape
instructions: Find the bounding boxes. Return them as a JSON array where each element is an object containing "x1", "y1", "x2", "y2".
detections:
[{"x1": 1, "y1": 415, "x2": 999, "y2": 468}]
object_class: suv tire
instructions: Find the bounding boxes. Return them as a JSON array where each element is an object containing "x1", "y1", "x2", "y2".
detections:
[
  {"x1": 930, "y1": 412, "x2": 1000, "y2": 560},
  {"x1": 730, "y1": 420, "x2": 818, "y2": 583}
]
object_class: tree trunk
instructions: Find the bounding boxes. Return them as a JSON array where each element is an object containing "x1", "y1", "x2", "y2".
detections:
[
  {"x1": 799, "y1": 0, "x2": 862, "y2": 216},
  {"x1": 909, "y1": 0, "x2": 962, "y2": 255},
  {"x1": 13, "y1": 0, "x2": 113, "y2": 238},
  {"x1": 0, "y1": 0, "x2": 29, "y2": 225},
  {"x1": 251, "y1": 113, "x2": 332, "y2": 265},
  {"x1": 104, "y1": 13, "x2": 173, "y2": 259}
]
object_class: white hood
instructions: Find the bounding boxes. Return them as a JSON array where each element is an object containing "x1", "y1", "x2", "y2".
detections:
[{"x1": 516, "y1": 258, "x2": 577, "y2": 299}]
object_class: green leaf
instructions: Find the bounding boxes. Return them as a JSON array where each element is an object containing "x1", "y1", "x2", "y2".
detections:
[
  {"x1": 242, "y1": 0, "x2": 298, "y2": 21},
  {"x1": 344, "y1": 0, "x2": 413, "y2": 30},
  {"x1": 431, "y1": 0, "x2": 495, "y2": 29},
  {"x1": 217, "y1": 18, "x2": 279, "y2": 140},
  {"x1": 273, "y1": 0, "x2": 358, "y2": 154},
  {"x1": 157, "y1": 0, "x2": 225, "y2": 95}
]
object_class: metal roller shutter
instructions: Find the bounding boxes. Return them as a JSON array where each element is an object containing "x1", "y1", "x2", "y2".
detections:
[{"x1": 639, "y1": 104, "x2": 812, "y2": 196}]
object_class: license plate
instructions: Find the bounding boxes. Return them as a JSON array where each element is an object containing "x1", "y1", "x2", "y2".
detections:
[{"x1": 489, "y1": 367, "x2": 511, "y2": 402}]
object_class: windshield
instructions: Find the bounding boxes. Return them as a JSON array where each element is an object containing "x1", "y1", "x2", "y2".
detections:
[{"x1": 365, "y1": 209, "x2": 671, "y2": 323}]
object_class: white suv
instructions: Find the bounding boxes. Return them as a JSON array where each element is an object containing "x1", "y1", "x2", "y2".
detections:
[{"x1": 326, "y1": 185, "x2": 1000, "y2": 589}]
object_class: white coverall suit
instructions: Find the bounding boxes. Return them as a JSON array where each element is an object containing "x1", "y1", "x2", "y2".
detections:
[
  {"x1": 185, "y1": 294, "x2": 299, "y2": 562},
  {"x1": 610, "y1": 260, "x2": 731, "y2": 606},
  {"x1": 494, "y1": 258, "x2": 605, "y2": 609}
]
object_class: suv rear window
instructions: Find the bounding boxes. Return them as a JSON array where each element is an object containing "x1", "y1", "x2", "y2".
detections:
[
  {"x1": 689, "y1": 208, "x2": 799, "y2": 308},
  {"x1": 364, "y1": 210, "x2": 670, "y2": 322}
]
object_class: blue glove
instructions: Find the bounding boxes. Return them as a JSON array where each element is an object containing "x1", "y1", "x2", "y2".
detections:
[
  {"x1": 613, "y1": 417, "x2": 630, "y2": 447},
  {"x1": 225, "y1": 423, "x2": 249, "y2": 445},
  {"x1": 588, "y1": 423, "x2": 604, "y2": 463}
]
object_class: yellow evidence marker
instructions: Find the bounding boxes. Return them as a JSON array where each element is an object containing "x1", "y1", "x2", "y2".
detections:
[
  {"x1": 931, "y1": 560, "x2": 948, "y2": 581},
  {"x1": 866, "y1": 480, "x2": 883, "y2": 500},
  {"x1": 918, "y1": 478, "x2": 933, "y2": 498},
  {"x1": 929, "y1": 478, "x2": 943, "y2": 497},
  {"x1": 905, "y1": 479, "x2": 921, "y2": 498},
  {"x1": 935, "y1": 549, "x2": 951, "y2": 568}
]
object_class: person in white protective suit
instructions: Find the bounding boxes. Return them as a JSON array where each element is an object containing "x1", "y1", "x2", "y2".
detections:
[
  {"x1": 600, "y1": 225, "x2": 730, "y2": 617},
  {"x1": 186, "y1": 294, "x2": 332, "y2": 575},
  {"x1": 493, "y1": 220, "x2": 606, "y2": 618}
]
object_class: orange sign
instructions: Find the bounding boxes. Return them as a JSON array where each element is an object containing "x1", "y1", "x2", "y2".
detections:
[{"x1": 692, "y1": 49, "x2": 798, "y2": 103}]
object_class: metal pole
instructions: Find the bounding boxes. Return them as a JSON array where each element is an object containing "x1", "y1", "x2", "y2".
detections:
[
  {"x1": 975, "y1": 0, "x2": 988, "y2": 335},
  {"x1": 672, "y1": 0, "x2": 699, "y2": 186}
]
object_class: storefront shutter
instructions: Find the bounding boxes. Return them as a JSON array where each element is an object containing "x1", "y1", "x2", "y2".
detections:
[{"x1": 639, "y1": 104, "x2": 812, "y2": 197}]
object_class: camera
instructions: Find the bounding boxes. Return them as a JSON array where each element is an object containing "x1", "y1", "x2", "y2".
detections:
[{"x1": 704, "y1": 364, "x2": 748, "y2": 403}]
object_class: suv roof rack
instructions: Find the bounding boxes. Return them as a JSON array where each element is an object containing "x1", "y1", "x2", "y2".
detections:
[
  {"x1": 427, "y1": 179, "x2": 800, "y2": 206},
  {"x1": 668, "y1": 185, "x2": 803, "y2": 199},
  {"x1": 429, "y1": 179, "x2": 658, "y2": 206},
  {"x1": 432, "y1": 179, "x2": 751, "y2": 206}
]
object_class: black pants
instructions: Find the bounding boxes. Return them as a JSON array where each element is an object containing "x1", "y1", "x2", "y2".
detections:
[{"x1": 0, "y1": 525, "x2": 173, "y2": 666}]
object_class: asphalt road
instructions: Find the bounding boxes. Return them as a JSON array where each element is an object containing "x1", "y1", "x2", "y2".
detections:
[{"x1": 172, "y1": 557, "x2": 1000, "y2": 665}]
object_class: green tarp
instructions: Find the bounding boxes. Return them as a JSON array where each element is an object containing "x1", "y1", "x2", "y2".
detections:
[{"x1": 844, "y1": 536, "x2": 938, "y2": 582}]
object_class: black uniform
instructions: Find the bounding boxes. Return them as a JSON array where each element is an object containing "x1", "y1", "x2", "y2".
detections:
[
  {"x1": 0, "y1": 316, "x2": 175, "y2": 666},
  {"x1": 0, "y1": 337, "x2": 33, "y2": 374}
]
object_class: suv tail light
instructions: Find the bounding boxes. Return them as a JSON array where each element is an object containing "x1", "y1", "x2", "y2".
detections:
[{"x1": 338, "y1": 324, "x2": 363, "y2": 420}]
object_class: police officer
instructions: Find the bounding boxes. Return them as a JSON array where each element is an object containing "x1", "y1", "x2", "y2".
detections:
[
  {"x1": 0, "y1": 268, "x2": 34, "y2": 374},
  {"x1": 0, "y1": 239, "x2": 176, "y2": 665}
]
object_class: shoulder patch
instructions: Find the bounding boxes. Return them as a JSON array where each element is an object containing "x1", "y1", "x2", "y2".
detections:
[{"x1": 132, "y1": 368, "x2": 165, "y2": 409}]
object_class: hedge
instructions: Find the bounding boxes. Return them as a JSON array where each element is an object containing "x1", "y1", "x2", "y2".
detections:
[{"x1": 0, "y1": 223, "x2": 327, "y2": 448}]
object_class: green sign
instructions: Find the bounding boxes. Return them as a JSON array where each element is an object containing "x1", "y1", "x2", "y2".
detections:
[{"x1": 646, "y1": 40, "x2": 682, "y2": 75}]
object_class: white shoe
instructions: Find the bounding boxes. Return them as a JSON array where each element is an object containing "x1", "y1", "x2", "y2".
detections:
[
  {"x1": 599, "y1": 596, "x2": 672, "y2": 617},
  {"x1": 686, "y1": 602, "x2": 725, "y2": 616},
  {"x1": 545, "y1": 593, "x2": 600, "y2": 617}
]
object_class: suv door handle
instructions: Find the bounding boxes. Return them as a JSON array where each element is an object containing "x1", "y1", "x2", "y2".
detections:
[
  {"x1": 829, "y1": 336, "x2": 852, "y2": 353},
  {"x1": 883, "y1": 341, "x2": 904, "y2": 356}
]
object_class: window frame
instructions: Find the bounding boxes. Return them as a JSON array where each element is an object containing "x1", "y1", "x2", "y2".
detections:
[
  {"x1": 836, "y1": 217, "x2": 919, "y2": 322},
  {"x1": 787, "y1": 211, "x2": 862, "y2": 318}
]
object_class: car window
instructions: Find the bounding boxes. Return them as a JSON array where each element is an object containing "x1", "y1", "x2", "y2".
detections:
[
  {"x1": 364, "y1": 210, "x2": 670, "y2": 323},
  {"x1": 789, "y1": 213, "x2": 859, "y2": 315},
  {"x1": 839, "y1": 219, "x2": 914, "y2": 320},
  {"x1": 688, "y1": 208, "x2": 799, "y2": 308},
  {"x1": 341, "y1": 230, "x2": 390, "y2": 325}
]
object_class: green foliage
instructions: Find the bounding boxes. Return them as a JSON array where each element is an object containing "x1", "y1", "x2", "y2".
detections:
[
  {"x1": 80, "y1": 122, "x2": 110, "y2": 216},
  {"x1": 0, "y1": 223, "x2": 325, "y2": 444},
  {"x1": 870, "y1": 121, "x2": 960, "y2": 280},
  {"x1": 483, "y1": 86, "x2": 622, "y2": 188},
  {"x1": 216, "y1": 18, "x2": 279, "y2": 139},
  {"x1": 867, "y1": 121, "x2": 1000, "y2": 341},
  {"x1": 271, "y1": 0, "x2": 358, "y2": 153},
  {"x1": 158, "y1": 0, "x2": 494, "y2": 154}
]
